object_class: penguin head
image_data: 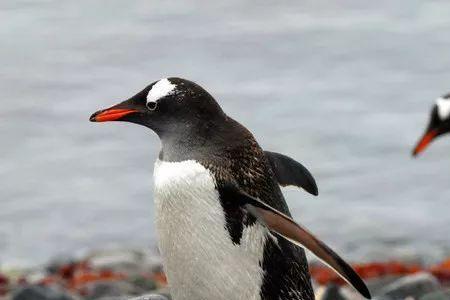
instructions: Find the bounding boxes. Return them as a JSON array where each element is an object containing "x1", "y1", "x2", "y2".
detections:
[
  {"x1": 413, "y1": 93, "x2": 450, "y2": 156},
  {"x1": 90, "y1": 78, "x2": 225, "y2": 139}
]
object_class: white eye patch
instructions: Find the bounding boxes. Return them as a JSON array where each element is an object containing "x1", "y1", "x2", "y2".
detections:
[
  {"x1": 147, "y1": 78, "x2": 177, "y2": 104},
  {"x1": 436, "y1": 97, "x2": 450, "y2": 120}
]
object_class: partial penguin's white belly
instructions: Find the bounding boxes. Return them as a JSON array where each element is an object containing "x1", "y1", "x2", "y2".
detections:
[{"x1": 153, "y1": 159, "x2": 268, "y2": 300}]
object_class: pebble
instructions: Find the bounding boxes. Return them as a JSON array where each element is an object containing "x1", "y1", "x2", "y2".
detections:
[
  {"x1": 366, "y1": 275, "x2": 403, "y2": 295},
  {"x1": 12, "y1": 285, "x2": 77, "y2": 300},
  {"x1": 376, "y1": 272, "x2": 441, "y2": 300},
  {"x1": 84, "y1": 281, "x2": 141, "y2": 299},
  {"x1": 420, "y1": 289, "x2": 450, "y2": 300},
  {"x1": 3, "y1": 250, "x2": 450, "y2": 300},
  {"x1": 127, "y1": 275, "x2": 157, "y2": 292}
]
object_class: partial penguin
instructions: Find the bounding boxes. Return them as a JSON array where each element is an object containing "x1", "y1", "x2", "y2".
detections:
[{"x1": 413, "y1": 93, "x2": 450, "y2": 156}]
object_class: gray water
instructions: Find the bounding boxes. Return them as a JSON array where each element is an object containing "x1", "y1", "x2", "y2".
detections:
[{"x1": 2, "y1": 0, "x2": 450, "y2": 267}]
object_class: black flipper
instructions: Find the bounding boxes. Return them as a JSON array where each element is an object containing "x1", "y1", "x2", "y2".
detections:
[
  {"x1": 220, "y1": 183, "x2": 371, "y2": 299},
  {"x1": 265, "y1": 151, "x2": 319, "y2": 196}
]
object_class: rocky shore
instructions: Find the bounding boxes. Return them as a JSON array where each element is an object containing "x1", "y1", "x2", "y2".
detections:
[{"x1": 1, "y1": 249, "x2": 449, "y2": 300}]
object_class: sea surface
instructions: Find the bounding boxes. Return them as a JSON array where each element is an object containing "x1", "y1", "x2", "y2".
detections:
[{"x1": 1, "y1": 0, "x2": 450, "y2": 267}]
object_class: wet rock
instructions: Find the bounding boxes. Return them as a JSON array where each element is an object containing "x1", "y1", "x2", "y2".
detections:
[
  {"x1": 420, "y1": 289, "x2": 450, "y2": 300},
  {"x1": 12, "y1": 285, "x2": 76, "y2": 300},
  {"x1": 376, "y1": 272, "x2": 440, "y2": 300}
]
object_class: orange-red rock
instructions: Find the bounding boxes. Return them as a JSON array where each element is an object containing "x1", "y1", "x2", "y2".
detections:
[
  {"x1": 309, "y1": 260, "x2": 434, "y2": 286},
  {"x1": 152, "y1": 272, "x2": 167, "y2": 286}
]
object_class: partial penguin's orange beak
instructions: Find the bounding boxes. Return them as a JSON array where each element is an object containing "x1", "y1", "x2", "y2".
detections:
[
  {"x1": 90, "y1": 108, "x2": 138, "y2": 122},
  {"x1": 412, "y1": 129, "x2": 438, "y2": 157}
]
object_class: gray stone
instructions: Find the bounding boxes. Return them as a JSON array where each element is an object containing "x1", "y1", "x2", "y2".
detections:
[
  {"x1": 366, "y1": 275, "x2": 402, "y2": 296},
  {"x1": 420, "y1": 289, "x2": 450, "y2": 300},
  {"x1": 85, "y1": 282, "x2": 123, "y2": 299},
  {"x1": 12, "y1": 285, "x2": 76, "y2": 300},
  {"x1": 85, "y1": 281, "x2": 143, "y2": 299},
  {"x1": 376, "y1": 272, "x2": 441, "y2": 300},
  {"x1": 127, "y1": 275, "x2": 157, "y2": 292}
]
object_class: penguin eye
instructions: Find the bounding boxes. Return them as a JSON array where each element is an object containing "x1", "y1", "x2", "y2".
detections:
[{"x1": 146, "y1": 101, "x2": 158, "y2": 111}]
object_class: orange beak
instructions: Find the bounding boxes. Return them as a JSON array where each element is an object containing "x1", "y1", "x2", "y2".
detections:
[
  {"x1": 412, "y1": 129, "x2": 438, "y2": 157},
  {"x1": 90, "y1": 108, "x2": 138, "y2": 122}
]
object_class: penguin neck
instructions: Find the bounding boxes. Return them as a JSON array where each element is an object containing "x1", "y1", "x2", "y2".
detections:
[
  {"x1": 158, "y1": 119, "x2": 225, "y2": 162},
  {"x1": 157, "y1": 114, "x2": 253, "y2": 164},
  {"x1": 159, "y1": 135, "x2": 206, "y2": 162}
]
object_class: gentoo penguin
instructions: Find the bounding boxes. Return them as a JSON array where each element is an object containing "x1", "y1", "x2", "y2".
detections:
[
  {"x1": 413, "y1": 93, "x2": 450, "y2": 156},
  {"x1": 90, "y1": 78, "x2": 371, "y2": 300}
]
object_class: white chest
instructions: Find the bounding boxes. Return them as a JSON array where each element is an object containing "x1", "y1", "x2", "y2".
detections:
[{"x1": 153, "y1": 159, "x2": 268, "y2": 300}]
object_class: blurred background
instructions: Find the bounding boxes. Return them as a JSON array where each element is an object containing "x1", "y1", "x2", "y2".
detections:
[{"x1": 1, "y1": 0, "x2": 450, "y2": 268}]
